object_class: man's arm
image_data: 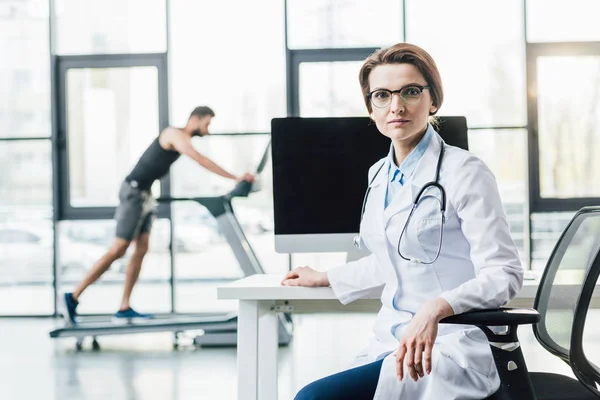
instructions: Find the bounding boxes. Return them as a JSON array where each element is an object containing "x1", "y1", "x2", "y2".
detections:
[{"x1": 169, "y1": 130, "x2": 238, "y2": 180}]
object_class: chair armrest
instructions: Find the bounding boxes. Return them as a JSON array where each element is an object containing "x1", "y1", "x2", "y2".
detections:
[
  {"x1": 441, "y1": 307, "x2": 540, "y2": 400},
  {"x1": 440, "y1": 307, "x2": 540, "y2": 326}
]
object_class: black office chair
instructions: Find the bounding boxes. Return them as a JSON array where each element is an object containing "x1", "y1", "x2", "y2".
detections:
[{"x1": 441, "y1": 206, "x2": 600, "y2": 399}]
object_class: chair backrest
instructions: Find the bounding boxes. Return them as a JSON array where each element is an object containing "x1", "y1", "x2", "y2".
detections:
[
  {"x1": 435, "y1": 116, "x2": 469, "y2": 151},
  {"x1": 533, "y1": 207, "x2": 600, "y2": 366},
  {"x1": 569, "y1": 207, "x2": 600, "y2": 396}
]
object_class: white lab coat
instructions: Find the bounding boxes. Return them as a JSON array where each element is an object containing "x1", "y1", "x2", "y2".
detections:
[{"x1": 327, "y1": 128, "x2": 523, "y2": 399}]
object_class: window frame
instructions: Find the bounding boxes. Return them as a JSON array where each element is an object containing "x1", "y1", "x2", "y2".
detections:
[
  {"x1": 55, "y1": 53, "x2": 171, "y2": 221},
  {"x1": 287, "y1": 48, "x2": 380, "y2": 116}
]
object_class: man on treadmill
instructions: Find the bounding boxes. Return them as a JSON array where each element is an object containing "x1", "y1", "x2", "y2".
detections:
[{"x1": 62, "y1": 106, "x2": 255, "y2": 324}]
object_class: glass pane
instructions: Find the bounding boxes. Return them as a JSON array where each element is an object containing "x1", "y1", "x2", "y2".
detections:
[
  {"x1": 0, "y1": 140, "x2": 52, "y2": 209},
  {"x1": 58, "y1": 219, "x2": 171, "y2": 314},
  {"x1": 55, "y1": 0, "x2": 166, "y2": 55},
  {"x1": 527, "y1": 0, "x2": 600, "y2": 42},
  {"x1": 468, "y1": 129, "x2": 528, "y2": 266},
  {"x1": 531, "y1": 212, "x2": 575, "y2": 271},
  {"x1": 169, "y1": 0, "x2": 285, "y2": 133},
  {"x1": 299, "y1": 61, "x2": 366, "y2": 117},
  {"x1": 66, "y1": 67, "x2": 160, "y2": 207},
  {"x1": 0, "y1": 140, "x2": 53, "y2": 315},
  {"x1": 537, "y1": 56, "x2": 600, "y2": 199},
  {"x1": 406, "y1": 0, "x2": 526, "y2": 127},
  {"x1": 172, "y1": 199, "x2": 240, "y2": 314},
  {"x1": 0, "y1": 0, "x2": 50, "y2": 138},
  {"x1": 170, "y1": 134, "x2": 271, "y2": 197},
  {"x1": 287, "y1": 0, "x2": 402, "y2": 49},
  {"x1": 170, "y1": 134, "x2": 289, "y2": 312}
]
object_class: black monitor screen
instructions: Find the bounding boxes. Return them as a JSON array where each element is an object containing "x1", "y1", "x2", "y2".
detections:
[{"x1": 271, "y1": 116, "x2": 467, "y2": 235}]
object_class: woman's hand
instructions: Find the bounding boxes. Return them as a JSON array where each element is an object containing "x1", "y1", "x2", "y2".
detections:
[
  {"x1": 281, "y1": 266, "x2": 330, "y2": 287},
  {"x1": 396, "y1": 297, "x2": 454, "y2": 382}
]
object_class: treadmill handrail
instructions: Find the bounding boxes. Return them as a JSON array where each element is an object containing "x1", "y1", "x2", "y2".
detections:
[{"x1": 157, "y1": 196, "x2": 223, "y2": 203}]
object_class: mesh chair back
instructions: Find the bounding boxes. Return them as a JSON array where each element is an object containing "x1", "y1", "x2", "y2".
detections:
[
  {"x1": 533, "y1": 207, "x2": 600, "y2": 362},
  {"x1": 569, "y1": 208, "x2": 600, "y2": 396}
]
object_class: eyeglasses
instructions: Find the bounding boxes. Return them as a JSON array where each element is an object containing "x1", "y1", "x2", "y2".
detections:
[{"x1": 367, "y1": 85, "x2": 430, "y2": 109}]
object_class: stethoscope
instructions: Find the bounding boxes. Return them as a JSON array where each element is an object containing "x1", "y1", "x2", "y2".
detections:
[{"x1": 353, "y1": 142, "x2": 447, "y2": 264}]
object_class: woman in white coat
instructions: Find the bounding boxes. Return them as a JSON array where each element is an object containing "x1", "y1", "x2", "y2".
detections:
[{"x1": 282, "y1": 43, "x2": 524, "y2": 400}]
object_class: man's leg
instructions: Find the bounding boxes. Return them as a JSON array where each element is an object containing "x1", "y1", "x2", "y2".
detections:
[
  {"x1": 62, "y1": 181, "x2": 143, "y2": 324},
  {"x1": 119, "y1": 232, "x2": 150, "y2": 311},
  {"x1": 112, "y1": 210, "x2": 154, "y2": 321},
  {"x1": 72, "y1": 238, "x2": 130, "y2": 301}
]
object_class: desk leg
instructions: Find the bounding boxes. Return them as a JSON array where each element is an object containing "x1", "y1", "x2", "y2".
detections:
[
  {"x1": 238, "y1": 300, "x2": 278, "y2": 400},
  {"x1": 258, "y1": 300, "x2": 278, "y2": 399},
  {"x1": 238, "y1": 300, "x2": 259, "y2": 400}
]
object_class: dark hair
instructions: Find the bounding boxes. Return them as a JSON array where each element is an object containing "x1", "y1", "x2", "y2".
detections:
[
  {"x1": 359, "y1": 43, "x2": 443, "y2": 116},
  {"x1": 189, "y1": 106, "x2": 215, "y2": 119}
]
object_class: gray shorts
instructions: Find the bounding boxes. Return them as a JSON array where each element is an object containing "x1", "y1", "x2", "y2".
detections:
[{"x1": 115, "y1": 180, "x2": 156, "y2": 242}]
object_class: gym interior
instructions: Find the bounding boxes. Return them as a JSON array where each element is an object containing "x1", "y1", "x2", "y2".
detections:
[{"x1": 1, "y1": 1, "x2": 600, "y2": 399}]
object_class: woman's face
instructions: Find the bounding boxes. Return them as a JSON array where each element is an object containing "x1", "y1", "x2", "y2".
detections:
[{"x1": 368, "y1": 63, "x2": 437, "y2": 143}]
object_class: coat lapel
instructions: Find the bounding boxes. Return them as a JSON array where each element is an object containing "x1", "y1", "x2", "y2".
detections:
[{"x1": 364, "y1": 164, "x2": 387, "y2": 234}]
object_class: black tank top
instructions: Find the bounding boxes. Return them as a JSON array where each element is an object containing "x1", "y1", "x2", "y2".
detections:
[{"x1": 125, "y1": 137, "x2": 181, "y2": 190}]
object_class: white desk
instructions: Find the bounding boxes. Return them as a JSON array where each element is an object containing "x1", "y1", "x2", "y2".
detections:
[{"x1": 217, "y1": 274, "x2": 539, "y2": 400}]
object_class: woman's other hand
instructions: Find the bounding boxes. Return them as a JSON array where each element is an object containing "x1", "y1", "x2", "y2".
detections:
[
  {"x1": 396, "y1": 297, "x2": 454, "y2": 382},
  {"x1": 281, "y1": 266, "x2": 329, "y2": 287}
]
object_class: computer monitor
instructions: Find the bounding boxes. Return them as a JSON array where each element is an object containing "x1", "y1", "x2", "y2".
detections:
[{"x1": 271, "y1": 116, "x2": 468, "y2": 254}]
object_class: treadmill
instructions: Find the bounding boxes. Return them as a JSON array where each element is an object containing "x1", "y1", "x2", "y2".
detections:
[{"x1": 50, "y1": 143, "x2": 293, "y2": 350}]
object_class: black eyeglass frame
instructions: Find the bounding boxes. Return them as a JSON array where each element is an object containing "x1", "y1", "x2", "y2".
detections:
[{"x1": 366, "y1": 85, "x2": 430, "y2": 108}]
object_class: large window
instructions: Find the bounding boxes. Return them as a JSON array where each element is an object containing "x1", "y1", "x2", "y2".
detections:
[
  {"x1": 0, "y1": 141, "x2": 53, "y2": 315},
  {"x1": 536, "y1": 56, "x2": 600, "y2": 199},
  {"x1": 167, "y1": 1, "x2": 289, "y2": 312},
  {"x1": 169, "y1": 134, "x2": 288, "y2": 312},
  {"x1": 526, "y1": 0, "x2": 600, "y2": 43},
  {"x1": 0, "y1": 0, "x2": 50, "y2": 138},
  {"x1": 3, "y1": 0, "x2": 598, "y2": 316},
  {"x1": 526, "y1": 42, "x2": 600, "y2": 217},
  {"x1": 468, "y1": 129, "x2": 528, "y2": 263},
  {"x1": 54, "y1": 0, "x2": 167, "y2": 55},
  {"x1": 406, "y1": 0, "x2": 526, "y2": 128},
  {"x1": 286, "y1": 0, "x2": 402, "y2": 49},
  {"x1": 0, "y1": 0, "x2": 53, "y2": 315},
  {"x1": 530, "y1": 212, "x2": 575, "y2": 271},
  {"x1": 65, "y1": 66, "x2": 161, "y2": 207},
  {"x1": 169, "y1": 0, "x2": 286, "y2": 133},
  {"x1": 286, "y1": 0, "x2": 533, "y2": 270},
  {"x1": 299, "y1": 61, "x2": 366, "y2": 117}
]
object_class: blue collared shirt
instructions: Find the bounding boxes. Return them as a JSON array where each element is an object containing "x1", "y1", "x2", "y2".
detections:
[{"x1": 384, "y1": 124, "x2": 434, "y2": 208}]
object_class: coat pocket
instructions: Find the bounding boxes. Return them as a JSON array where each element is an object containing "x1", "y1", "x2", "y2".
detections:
[{"x1": 437, "y1": 329, "x2": 495, "y2": 378}]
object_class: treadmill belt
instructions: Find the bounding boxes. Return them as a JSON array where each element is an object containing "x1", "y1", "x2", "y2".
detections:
[{"x1": 49, "y1": 313, "x2": 237, "y2": 338}]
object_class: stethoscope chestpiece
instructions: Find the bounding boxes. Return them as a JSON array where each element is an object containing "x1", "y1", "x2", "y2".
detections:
[{"x1": 353, "y1": 235, "x2": 362, "y2": 249}]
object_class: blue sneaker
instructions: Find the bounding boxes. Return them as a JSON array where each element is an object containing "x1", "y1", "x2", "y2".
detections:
[
  {"x1": 62, "y1": 293, "x2": 79, "y2": 325},
  {"x1": 112, "y1": 307, "x2": 153, "y2": 324}
]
